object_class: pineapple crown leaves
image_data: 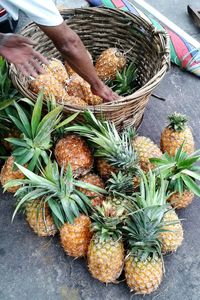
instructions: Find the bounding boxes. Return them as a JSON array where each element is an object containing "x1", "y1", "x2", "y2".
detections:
[
  {"x1": 167, "y1": 112, "x2": 188, "y2": 131},
  {"x1": 64, "y1": 110, "x2": 139, "y2": 172},
  {"x1": 0, "y1": 57, "x2": 20, "y2": 104},
  {"x1": 123, "y1": 207, "x2": 164, "y2": 260},
  {"x1": 150, "y1": 144, "x2": 200, "y2": 197},
  {"x1": 136, "y1": 170, "x2": 170, "y2": 210},
  {"x1": 4, "y1": 161, "x2": 107, "y2": 226},
  {"x1": 90, "y1": 201, "x2": 125, "y2": 242},
  {"x1": 5, "y1": 92, "x2": 78, "y2": 171},
  {"x1": 106, "y1": 171, "x2": 135, "y2": 196},
  {"x1": 106, "y1": 62, "x2": 137, "y2": 96}
]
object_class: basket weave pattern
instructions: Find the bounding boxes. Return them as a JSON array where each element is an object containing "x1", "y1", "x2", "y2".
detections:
[{"x1": 10, "y1": 7, "x2": 170, "y2": 129}]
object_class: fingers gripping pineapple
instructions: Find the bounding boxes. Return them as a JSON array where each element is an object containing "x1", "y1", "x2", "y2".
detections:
[
  {"x1": 95, "y1": 48, "x2": 126, "y2": 81},
  {"x1": 161, "y1": 113, "x2": 195, "y2": 156},
  {"x1": 1, "y1": 93, "x2": 63, "y2": 192},
  {"x1": 87, "y1": 201, "x2": 125, "y2": 283},
  {"x1": 54, "y1": 134, "x2": 93, "y2": 177},
  {"x1": 6, "y1": 161, "x2": 105, "y2": 256}
]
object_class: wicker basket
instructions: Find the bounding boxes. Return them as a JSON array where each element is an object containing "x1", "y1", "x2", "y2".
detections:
[{"x1": 10, "y1": 7, "x2": 170, "y2": 129}]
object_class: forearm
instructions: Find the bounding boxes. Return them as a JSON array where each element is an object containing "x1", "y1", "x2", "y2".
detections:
[
  {"x1": 0, "y1": 33, "x2": 6, "y2": 51},
  {"x1": 39, "y1": 23, "x2": 102, "y2": 88}
]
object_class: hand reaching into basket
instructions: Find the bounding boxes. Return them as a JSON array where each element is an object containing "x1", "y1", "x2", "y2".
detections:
[{"x1": 0, "y1": 33, "x2": 48, "y2": 78}]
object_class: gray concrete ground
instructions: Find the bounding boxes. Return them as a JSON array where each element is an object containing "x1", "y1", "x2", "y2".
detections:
[{"x1": 1, "y1": 1, "x2": 200, "y2": 299}]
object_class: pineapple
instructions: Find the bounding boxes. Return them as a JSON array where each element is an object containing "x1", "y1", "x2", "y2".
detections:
[
  {"x1": 54, "y1": 134, "x2": 93, "y2": 177},
  {"x1": 66, "y1": 74, "x2": 103, "y2": 105},
  {"x1": 63, "y1": 95, "x2": 87, "y2": 107},
  {"x1": 168, "y1": 190, "x2": 194, "y2": 209},
  {"x1": 87, "y1": 201, "x2": 125, "y2": 283},
  {"x1": 78, "y1": 173, "x2": 105, "y2": 206},
  {"x1": 95, "y1": 48, "x2": 126, "y2": 81},
  {"x1": 123, "y1": 172, "x2": 174, "y2": 294},
  {"x1": 133, "y1": 171, "x2": 183, "y2": 258},
  {"x1": 1, "y1": 156, "x2": 25, "y2": 193},
  {"x1": 64, "y1": 111, "x2": 138, "y2": 180},
  {"x1": 106, "y1": 171, "x2": 135, "y2": 196},
  {"x1": 96, "y1": 158, "x2": 118, "y2": 180},
  {"x1": 30, "y1": 73, "x2": 67, "y2": 101},
  {"x1": 161, "y1": 113, "x2": 195, "y2": 156},
  {"x1": 6, "y1": 161, "x2": 106, "y2": 257},
  {"x1": 160, "y1": 208, "x2": 183, "y2": 253},
  {"x1": 64, "y1": 50, "x2": 93, "y2": 77},
  {"x1": 124, "y1": 207, "x2": 164, "y2": 294},
  {"x1": 150, "y1": 145, "x2": 200, "y2": 209},
  {"x1": 45, "y1": 58, "x2": 69, "y2": 84},
  {"x1": 26, "y1": 200, "x2": 57, "y2": 237},
  {"x1": 1, "y1": 92, "x2": 74, "y2": 190},
  {"x1": 132, "y1": 134, "x2": 162, "y2": 172}
]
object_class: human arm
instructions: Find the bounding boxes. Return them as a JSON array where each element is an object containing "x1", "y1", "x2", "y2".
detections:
[
  {"x1": 0, "y1": 33, "x2": 48, "y2": 77},
  {"x1": 39, "y1": 22, "x2": 119, "y2": 102}
]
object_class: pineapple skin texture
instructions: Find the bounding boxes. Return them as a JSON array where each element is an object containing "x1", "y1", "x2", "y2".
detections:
[
  {"x1": 95, "y1": 48, "x2": 126, "y2": 81},
  {"x1": 30, "y1": 73, "x2": 67, "y2": 101},
  {"x1": 133, "y1": 136, "x2": 162, "y2": 172},
  {"x1": 60, "y1": 215, "x2": 92, "y2": 257},
  {"x1": 78, "y1": 173, "x2": 105, "y2": 206},
  {"x1": 87, "y1": 237, "x2": 124, "y2": 283},
  {"x1": 64, "y1": 95, "x2": 87, "y2": 107},
  {"x1": 168, "y1": 190, "x2": 194, "y2": 209},
  {"x1": 67, "y1": 74, "x2": 103, "y2": 105},
  {"x1": 125, "y1": 256, "x2": 163, "y2": 294},
  {"x1": 160, "y1": 127, "x2": 194, "y2": 156},
  {"x1": 0, "y1": 156, "x2": 25, "y2": 193},
  {"x1": 26, "y1": 201, "x2": 57, "y2": 237},
  {"x1": 45, "y1": 58, "x2": 69, "y2": 85},
  {"x1": 160, "y1": 209, "x2": 183, "y2": 253},
  {"x1": 96, "y1": 158, "x2": 118, "y2": 180},
  {"x1": 54, "y1": 134, "x2": 93, "y2": 177}
]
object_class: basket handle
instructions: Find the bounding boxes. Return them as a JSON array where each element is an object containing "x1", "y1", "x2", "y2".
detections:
[{"x1": 152, "y1": 29, "x2": 171, "y2": 69}]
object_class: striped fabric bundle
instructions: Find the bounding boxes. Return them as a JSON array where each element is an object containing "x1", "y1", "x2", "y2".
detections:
[{"x1": 87, "y1": 0, "x2": 200, "y2": 78}]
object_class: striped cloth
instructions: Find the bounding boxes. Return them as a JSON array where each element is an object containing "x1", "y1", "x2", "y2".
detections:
[{"x1": 87, "y1": 0, "x2": 200, "y2": 77}]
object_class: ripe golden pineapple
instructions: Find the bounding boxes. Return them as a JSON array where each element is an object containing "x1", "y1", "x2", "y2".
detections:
[
  {"x1": 66, "y1": 74, "x2": 103, "y2": 105},
  {"x1": 96, "y1": 158, "x2": 118, "y2": 180},
  {"x1": 45, "y1": 58, "x2": 69, "y2": 84},
  {"x1": 160, "y1": 209, "x2": 183, "y2": 253},
  {"x1": 60, "y1": 215, "x2": 92, "y2": 257},
  {"x1": 87, "y1": 202, "x2": 125, "y2": 283},
  {"x1": 168, "y1": 190, "x2": 194, "y2": 209},
  {"x1": 26, "y1": 201, "x2": 57, "y2": 237},
  {"x1": 161, "y1": 113, "x2": 195, "y2": 156},
  {"x1": 132, "y1": 136, "x2": 162, "y2": 172},
  {"x1": 63, "y1": 95, "x2": 87, "y2": 107},
  {"x1": 30, "y1": 73, "x2": 67, "y2": 101},
  {"x1": 1, "y1": 156, "x2": 25, "y2": 193},
  {"x1": 64, "y1": 50, "x2": 93, "y2": 77},
  {"x1": 95, "y1": 48, "x2": 126, "y2": 81},
  {"x1": 125, "y1": 255, "x2": 163, "y2": 294},
  {"x1": 78, "y1": 173, "x2": 105, "y2": 206},
  {"x1": 54, "y1": 134, "x2": 93, "y2": 177}
]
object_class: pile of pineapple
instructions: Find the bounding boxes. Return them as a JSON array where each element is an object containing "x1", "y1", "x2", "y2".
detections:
[
  {"x1": 0, "y1": 82, "x2": 200, "y2": 295},
  {"x1": 29, "y1": 47, "x2": 136, "y2": 106}
]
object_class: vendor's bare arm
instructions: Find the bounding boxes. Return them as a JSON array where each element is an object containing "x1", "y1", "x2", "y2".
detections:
[{"x1": 39, "y1": 22, "x2": 119, "y2": 101}]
